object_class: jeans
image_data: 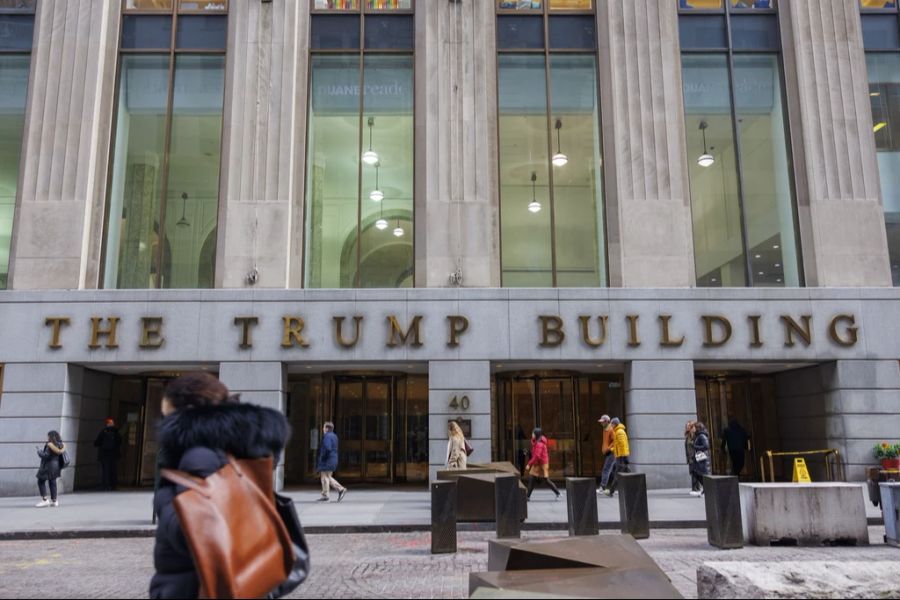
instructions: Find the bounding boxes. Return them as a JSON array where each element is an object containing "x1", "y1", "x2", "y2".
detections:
[
  {"x1": 600, "y1": 452, "x2": 616, "y2": 489},
  {"x1": 320, "y1": 471, "x2": 345, "y2": 499},
  {"x1": 38, "y1": 478, "x2": 58, "y2": 501},
  {"x1": 608, "y1": 457, "x2": 630, "y2": 493},
  {"x1": 526, "y1": 475, "x2": 560, "y2": 499}
]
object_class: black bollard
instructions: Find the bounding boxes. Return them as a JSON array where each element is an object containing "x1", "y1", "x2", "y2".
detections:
[
  {"x1": 431, "y1": 479, "x2": 457, "y2": 554},
  {"x1": 617, "y1": 472, "x2": 649, "y2": 539},
  {"x1": 495, "y1": 474, "x2": 521, "y2": 539},
  {"x1": 566, "y1": 477, "x2": 599, "y2": 536},
  {"x1": 703, "y1": 475, "x2": 743, "y2": 549}
]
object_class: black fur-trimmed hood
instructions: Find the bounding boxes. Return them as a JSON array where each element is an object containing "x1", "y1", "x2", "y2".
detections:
[{"x1": 157, "y1": 402, "x2": 291, "y2": 469}]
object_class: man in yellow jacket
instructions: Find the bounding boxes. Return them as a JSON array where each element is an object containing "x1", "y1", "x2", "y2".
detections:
[{"x1": 603, "y1": 417, "x2": 630, "y2": 496}]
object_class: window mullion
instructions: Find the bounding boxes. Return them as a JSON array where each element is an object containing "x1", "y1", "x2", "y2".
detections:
[
  {"x1": 155, "y1": 16, "x2": 179, "y2": 290},
  {"x1": 544, "y1": 16, "x2": 558, "y2": 288}
]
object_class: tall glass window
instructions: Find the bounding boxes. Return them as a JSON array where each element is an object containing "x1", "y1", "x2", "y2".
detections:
[
  {"x1": 496, "y1": 0, "x2": 606, "y2": 287},
  {"x1": 679, "y1": 0, "x2": 802, "y2": 287},
  {"x1": 305, "y1": 0, "x2": 414, "y2": 288},
  {"x1": 0, "y1": 0, "x2": 36, "y2": 289},
  {"x1": 102, "y1": 0, "x2": 227, "y2": 289},
  {"x1": 862, "y1": 1, "x2": 900, "y2": 284}
]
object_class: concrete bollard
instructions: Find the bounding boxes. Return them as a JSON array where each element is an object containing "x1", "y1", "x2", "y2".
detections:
[
  {"x1": 702, "y1": 475, "x2": 743, "y2": 549},
  {"x1": 431, "y1": 479, "x2": 457, "y2": 554},
  {"x1": 617, "y1": 472, "x2": 649, "y2": 539},
  {"x1": 880, "y1": 483, "x2": 900, "y2": 548},
  {"x1": 494, "y1": 474, "x2": 521, "y2": 539},
  {"x1": 566, "y1": 477, "x2": 599, "y2": 536}
]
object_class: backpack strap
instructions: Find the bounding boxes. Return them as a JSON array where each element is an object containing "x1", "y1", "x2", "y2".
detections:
[{"x1": 160, "y1": 468, "x2": 212, "y2": 498}]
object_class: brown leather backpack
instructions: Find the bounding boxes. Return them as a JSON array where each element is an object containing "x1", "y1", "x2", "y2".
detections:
[{"x1": 161, "y1": 455, "x2": 294, "y2": 599}]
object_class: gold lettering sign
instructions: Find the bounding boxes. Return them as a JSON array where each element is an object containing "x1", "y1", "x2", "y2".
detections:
[
  {"x1": 781, "y1": 315, "x2": 812, "y2": 347},
  {"x1": 281, "y1": 316, "x2": 310, "y2": 348},
  {"x1": 45, "y1": 316, "x2": 70, "y2": 349},
  {"x1": 139, "y1": 317, "x2": 165, "y2": 349},
  {"x1": 578, "y1": 315, "x2": 608, "y2": 348},
  {"x1": 446, "y1": 315, "x2": 469, "y2": 348},
  {"x1": 539, "y1": 316, "x2": 565, "y2": 347},
  {"x1": 626, "y1": 315, "x2": 640, "y2": 347},
  {"x1": 829, "y1": 314, "x2": 858, "y2": 347},
  {"x1": 659, "y1": 315, "x2": 684, "y2": 347},
  {"x1": 89, "y1": 317, "x2": 120, "y2": 349},
  {"x1": 234, "y1": 316, "x2": 259, "y2": 349},
  {"x1": 702, "y1": 315, "x2": 732, "y2": 348},
  {"x1": 387, "y1": 315, "x2": 423, "y2": 347},
  {"x1": 748, "y1": 315, "x2": 763, "y2": 348},
  {"x1": 334, "y1": 316, "x2": 363, "y2": 348}
]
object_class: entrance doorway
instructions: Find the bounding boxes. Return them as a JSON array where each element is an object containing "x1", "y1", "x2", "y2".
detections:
[
  {"x1": 334, "y1": 376, "x2": 393, "y2": 482},
  {"x1": 694, "y1": 374, "x2": 780, "y2": 480},
  {"x1": 108, "y1": 376, "x2": 172, "y2": 487},
  {"x1": 494, "y1": 372, "x2": 624, "y2": 479}
]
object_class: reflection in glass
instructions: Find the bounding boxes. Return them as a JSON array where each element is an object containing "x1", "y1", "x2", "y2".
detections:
[
  {"x1": 0, "y1": 0, "x2": 36, "y2": 10},
  {"x1": 305, "y1": 55, "x2": 413, "y2": 288},
  {"x1": 162, "y1": 55, "x2": 224, "y2": 288},
  {"x1": 104, "y1": 56, "x2": 169, "y2": 289},
  {"x1": 365, "y1": 0, "x2": 412, "y2": 8},
  {"x1": 125, "y1": 0, "x2": 173, "y2": 10},
  {"x1": 549, "y1": 0, "x2": 592, "y2": 9},
  {"x1": 314, "y1": 0, "x2": 360, "y2": 9},
  {"x1": 861, "y1": 0, "x2": 896, "y2": 8},
  {"x1": 679, "y1": 0, "x2": 723, "y2": 9},
  {"x1": 730, "y1": 0, "x2": 775, "y2": 8},
  {"x1": 867, "y1": 53, "x2": 900, "y2": 284},
  {"x1": 497, "y1": 0, "x2": 543, "y2": 9},
  {"x1": 0, "y1": 55, "x2": 29, "y2": 289}
]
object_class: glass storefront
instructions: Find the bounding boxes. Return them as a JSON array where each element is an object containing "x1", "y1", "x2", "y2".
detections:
[
  {"x1": 494, "y1": 372, "x2": 622, "y2": 479},
  {"x1": 103, "y1": 3, "x2": 226, "y2": 289}
]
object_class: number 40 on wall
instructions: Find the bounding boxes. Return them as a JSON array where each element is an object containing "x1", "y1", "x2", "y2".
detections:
[{"x1": 449, "y1": 395, "x2": 470, "y2": 410}]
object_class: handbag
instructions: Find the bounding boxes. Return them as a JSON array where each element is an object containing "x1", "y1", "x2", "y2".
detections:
[
  {"x1": 694, "y1": 451, "x2": 709, "y2": 463},
  {"x1": 60, "y1": 450, "x2": 71, "y2": 469},
  {"x1": 267, "y1": 492, "x2": 311, "y2": 599},
  {"x1": 161, "y1": 455, "x2": 294, "y2": 599},
  {"x1": 464, "y1": 439, "x2": 474, "y2": 457}
]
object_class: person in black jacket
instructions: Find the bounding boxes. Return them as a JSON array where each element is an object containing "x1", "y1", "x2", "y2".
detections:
[
  {"x1": 94, "y1": 418, "x2": 123, "y2": 491},
  {"x1": 35, "y1": 430, "x2": 66, "y2": 508},
  {"x1": 150, "y1": 373, "x2": 290, "y2": 600},
  {"x1": 690, "y1": 422, "x2": 712, "y2": 497},
  {"x1": 721, "y1": 416, "x2": 751, "y2": 477}
]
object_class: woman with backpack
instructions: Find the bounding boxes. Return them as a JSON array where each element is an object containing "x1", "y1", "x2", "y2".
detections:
[
  {"x1": 150, "y1": 372, "x2": 291, "y2": 599},
  {"x1": 525, "y1": 428, "x2": 561, "y2": 501},
  {"x1": 690, "y1": 421, "x2": 712, "y2": 497},
  {"x1": 35, "y1": 430, "x2": 66, "y2": 508}
]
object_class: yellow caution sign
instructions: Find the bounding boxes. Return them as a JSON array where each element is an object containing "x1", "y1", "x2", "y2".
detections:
[{"x1": 792, "y1": 458, "x2": 812, "y2": 483}]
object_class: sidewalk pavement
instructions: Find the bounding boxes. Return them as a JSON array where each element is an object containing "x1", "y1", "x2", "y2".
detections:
[{"x1": 0, "y1": 486, "x2": 884, "y2": 539}]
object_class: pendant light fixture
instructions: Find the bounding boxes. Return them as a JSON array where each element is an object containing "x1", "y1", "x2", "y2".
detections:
[
  {"x1": 370, "y1": 161, "x2": 384, "y2": 202},
  {"x1": 375, "y1": 196, "x2": 388, "y2": 230},
  {"x1": 393, "y1": 219, "x2": 404, "y2": 237},
  {"x1": 552, "y1": 119, "x2": 568, "y2": 167},
  {"x1": 362, "y1": 116, "x2": 379, "y2": 165},
  {"x1": 528, "y1": 171, "x2": 541, "y2": 213},
  {"x1": 697, "y1": 121, "x2": 715, "y2": 168},
  {"x1": 176, "y1": 192, "x2": 190, "y2": 228}
]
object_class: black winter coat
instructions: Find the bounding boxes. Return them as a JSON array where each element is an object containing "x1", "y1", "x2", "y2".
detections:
[
  {"x1": 36, "y1": 444, "x2": 64, "y2": 481},
  {"x1": 149, "y1": 403, "x2": 290, "y2": 600}
]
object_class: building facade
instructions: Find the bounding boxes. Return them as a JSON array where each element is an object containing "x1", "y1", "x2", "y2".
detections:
[{"x1": 0, "y1": 0, "x2": 899, "y2": 495}]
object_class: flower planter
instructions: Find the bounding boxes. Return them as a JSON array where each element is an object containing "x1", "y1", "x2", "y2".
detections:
[{"x1": 882, "y1": 458, "x2": 900, "y2": 471}]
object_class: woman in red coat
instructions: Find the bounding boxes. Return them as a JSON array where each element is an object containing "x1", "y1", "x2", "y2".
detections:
[{"x1": 525, "y1": 428, "x2": 561, "y2": 501}]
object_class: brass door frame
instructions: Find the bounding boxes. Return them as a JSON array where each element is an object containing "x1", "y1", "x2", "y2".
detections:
[
  {"x1": 696, "y1": 374, "x2": 757, "y2": 478},
  {"x1": 332, "y1": 374, "x2": 396, "y2": 484}
]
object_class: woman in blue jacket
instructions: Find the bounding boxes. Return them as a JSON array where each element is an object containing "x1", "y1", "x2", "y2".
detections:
[{"x1": 316, "y1": 421, "x2": 346, "y2": 503}]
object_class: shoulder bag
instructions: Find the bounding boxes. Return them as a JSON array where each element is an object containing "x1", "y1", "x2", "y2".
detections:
[
  {"x1": 161, "y1": 455, "x2": 294, "y2": 599},
  {"x1": 464, "y1": 439, "x2": 474, "y2": 457}
]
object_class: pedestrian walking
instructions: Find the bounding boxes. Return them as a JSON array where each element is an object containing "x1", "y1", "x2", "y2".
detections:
[
  {"x1": 604, "y1": 418, "x2": 630, "y2": 496},
  {"x1": 94, "y1": 418, "x2": 122, "y2": 491},
  {"x1": 446, "y1": 421, "x2": 469, "y2": 470},
  {"x1": 316, "y1": 421, "x2": 347, "y2": 503},
  {"x1": 690, "y1": 421, "x2": 712, "y2": 496},
  {"x1": 684, "y1": 420, "x2": 699, "y2": 494},
  {"x1": 35, "y1": 430, "x2": 67, "y2": 508},
  {"x1": 150, "y1": 372, "x2": 291, "y2": 599},
  {"x1": 597, "y1": 414, "x2": 616, "y2": 495},
  {"x1": 525, "y1": 428, "x2": 561, "y2": 501},
  {"x1": 721, "y1": 416, "x2": 750, "y2": 477}
]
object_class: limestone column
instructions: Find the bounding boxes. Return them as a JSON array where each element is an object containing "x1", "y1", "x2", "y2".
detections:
[
  {"x1": 624, "y1": 360, "x2": 696, "y2": 489},
  {"x1": 216, "y1": 0, "x2": 308, "y2": 288},
  {"x1": 418, "y1": 0, "x2": 500, "y2": 287},
  {"x1": 218, "y1": 361, "x2": 288, "y2": 489},
  {"x1": 8, "y1": 0, "x2": 120, "y2": 290},
  {"x1": 598, "y1": 0, "x2": 695, "y2": 287},
  {"x1": 428, "y1": 360, "x2": 491, "y2": 481},
  {"x1": 780, "y1": 0, "x2": 892, "y2": 286}
]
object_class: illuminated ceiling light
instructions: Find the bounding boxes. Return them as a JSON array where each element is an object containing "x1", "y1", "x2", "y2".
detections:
[
  {"x1": 362, "y1": 116, "x2": 379, "y2": 165},
  {"x1": 874, "y1": 122, "x2": 888, "y2": 133},
  {"x1": 776, "y1": 278, "x2": 782, "y2": 283},
  {"x1": 376, "y1": 218, "x2": 388, "y2": 230},
  {"x1": 711, "y1": 277, "x2": 718, "y2": 283},
  {"x1": 393, "y1": 220, "x2": 404, "y2": 237},
  {"x1": 369, "y1": 162, "x2": 383, "y2": 202},
  {"x1": 697, "y1": 120, "x2": 715, "y2": 168},
  {"x1": 528, "y1": 171, "x2": 541, "y2": 213},
  {"x1": 758, "y1": 271, "x2": 765, "y2": 276},
  {"x1": 754, "y1": 254, "x2": 761, "y2": 259},
  {"x1": 552, "y1": 119, "x2": 568, "y2": 167},
  {"x1": 774, "y1": 263, "x2": 781, "y2": 268},
  {"x1": 773, "y1": 244, "x2": 780, "y2": 249}
]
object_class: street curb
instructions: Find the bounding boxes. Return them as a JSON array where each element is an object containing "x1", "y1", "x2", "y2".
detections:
[{"x1": 0, "y1": 518, "x2": 885, "y2": 540}]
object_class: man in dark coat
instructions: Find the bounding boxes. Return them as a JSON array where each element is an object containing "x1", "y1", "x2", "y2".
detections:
[
  {"x1": 721, "y1": 416, "x2": 751, "y2": 477},
  {"x1": 94, "y1": 418, "x2": 122, "y2": 491},
  {"x1": 316, "y1": 422, "x2": 346, "y2": 503}
]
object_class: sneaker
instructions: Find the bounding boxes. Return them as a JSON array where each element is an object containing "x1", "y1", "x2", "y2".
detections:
[
  {"x1": 602, "y1": 489, "x2": 612, "y2": 497},
  {"x1": 316, "y1": 496, "x2": 329, "y2": 502},
  {"x1": 50, "y1": 500, "x2": 59, "y2": 507},
  {"x1": 689, "y1": 490, "x2": 702, "y2": 497},
  {"x1": 35, "y1": 499, "x2": 50, "y2": 508},
  {"x1": 554, "y1": 493, "x2": 561, "y2": 502},
  {"x1": 337, "y1": 489, "x2": 347, "y2": 503}
]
